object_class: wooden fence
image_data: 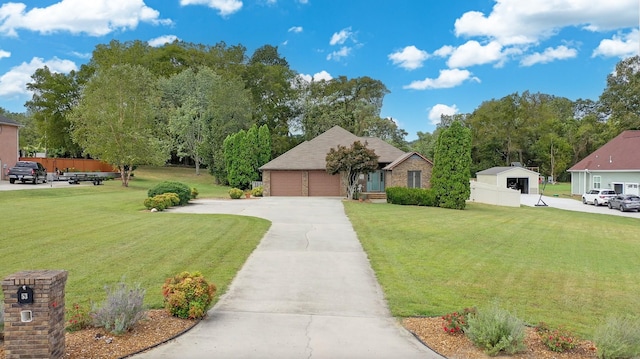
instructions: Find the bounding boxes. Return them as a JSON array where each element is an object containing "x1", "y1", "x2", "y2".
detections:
[{"x1": 19, "y1": 158, "x2": 117, "y2": 173}]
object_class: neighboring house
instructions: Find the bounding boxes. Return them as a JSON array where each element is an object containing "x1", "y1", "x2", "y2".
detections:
[
  {"x1": 0, "y1": 115, "x2": 22, "y2": 181},
  {"x1": 568, "y1": 130, "x2": 640, "y2": 196},
  {"x1": 259, "y1": 126, "x2": 433, "y2": 197},
  {"x1": 476, "y1": 165, "x2": 540, "y2": 194}
]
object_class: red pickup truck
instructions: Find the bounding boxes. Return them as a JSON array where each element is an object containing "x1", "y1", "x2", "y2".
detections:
[{"x1": 7, "y1": 161, "x2": 47, "y2": 184}]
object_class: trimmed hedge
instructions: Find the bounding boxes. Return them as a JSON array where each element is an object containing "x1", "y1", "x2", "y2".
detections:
[
  {"x1": 148, "y1": 181, "x2": 191, "y2": 205},
  {"x1": 385, "y1": 187, "x2": 437, "y2": 207}
]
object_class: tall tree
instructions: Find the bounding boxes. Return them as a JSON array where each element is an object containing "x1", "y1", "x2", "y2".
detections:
[
  {"x1": 600, "y1": 55, "x2": 640, "y2": 134},
  {"x1": 244, "y1": 45, "x2": 299, "y2": 157},
  {"x1": 203, "y1": 75, "x2": 253, "y2": 183},
  {"x1": 431, "y1": 121, "x2": 472, "y2": 210},
  {"x1": 325, "y1": 141, "x2": 379, "y2": 199},
  {"x1": 223, "y1": 124, "x2": 270, "y2": 189},
  {"x1": 300, "y1": 76, "x2": 391, "y2": 140},
  {"x1": 70, "y1": 64, "x2": 168, "y2": 186},
  {"x1": 25, "y1": 66, "x2": 83, "y2": 156},
  {"x1": 159, "y1": 67, "x2": 221, "y2": 175}
]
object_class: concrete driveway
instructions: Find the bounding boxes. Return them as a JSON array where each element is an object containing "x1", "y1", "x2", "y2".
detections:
[
  {"x1": 134, "y1": 197, "x2": 442, "y2": 359},
  {"x1": 520, "y1": 194, "x2": 640, "y2": 218}
]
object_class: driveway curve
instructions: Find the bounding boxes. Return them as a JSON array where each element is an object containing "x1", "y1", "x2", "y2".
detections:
[
  {"x1": 134, "y1": 197, "x2": 442, "y2": 359},
  {"x1": 520, "y1": 194, "x2": 640, "y2": 218}
]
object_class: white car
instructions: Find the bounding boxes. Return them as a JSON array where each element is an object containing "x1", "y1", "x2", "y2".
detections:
[{"x1": 582, "y1": 189, "x2": 617, "y2": 206}]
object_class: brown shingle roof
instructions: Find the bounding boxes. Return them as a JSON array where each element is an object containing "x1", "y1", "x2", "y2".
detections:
[
  {"x1": 383, "y1": 152, "x2": 433, "y2": 170},
  {"x1": 568, "y1": 130, "x2": 640, "y2": 172},
  {"x1": 260, "y1": 126, "x2": 407, "y2": 170}
]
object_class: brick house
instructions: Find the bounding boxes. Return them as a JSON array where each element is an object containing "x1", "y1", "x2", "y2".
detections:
[
  {"x1": 259, "y1": 126, "x2": 433, "y2": 197},
  {"x1": 0, "y1": 115, "x2": 22, "y2": 181}
]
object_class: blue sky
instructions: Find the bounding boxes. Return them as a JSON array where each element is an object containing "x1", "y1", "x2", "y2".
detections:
[{"x1": 0, "y1": 0, "x2": 638, "y2": 139}]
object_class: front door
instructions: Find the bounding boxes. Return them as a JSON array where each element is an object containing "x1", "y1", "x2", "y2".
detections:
[{"x1": 367, "y1": 170, "x2": 385, "y2": 192}]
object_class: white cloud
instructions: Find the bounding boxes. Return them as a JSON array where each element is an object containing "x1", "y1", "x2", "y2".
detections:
[
  {"x1": 0, "y1": 50, "x2": 10, "y2": 59},
  {"x1": 326, "y1": 46, "x2": 351, "y2": 61},
  {"x1": 403, "y1": 68, "x2": 480, "y2": 90},
  {"x1": 329, "y1": 27, "x2": 353, "y2": 46},
  {"x1": 70, "y1": 51, "x2": 91, "y2": 59},
  {"x1": 428, "y1": 104, "x2": 459, "y2": 125},
  {"x1": 288, "y1": 26, "x2": 303, "y2": 33},
  {"x1": 454, "y1": 0, "x2": 638, "y2": 46},
  {"x1": 434, "y1": 45, "x2": 454, "y2": 58},
  {"x1": 180, "y1": 0, "x2": 242, "y2": 16},
  {"x1": 447, "y1": 40, "x2": 504, "y2": 68},
  {"x1": 0, "y1": 0, "x2": 171, "y2": 37},
  {"x1": 388, "y1": 45, "x2": 429, "y2": 70},
  {"x1": 0, "y1": 57, "x2": 77, "y2": 97},
  {"x1": 520, "y1": 45, "x2": 578, "y2": 66},
  {"x1": 593, "y1": 29, "x2": 639, "y2": 58},
  {"x1": 148, "y1": 35, "x2": 180, "y2": 47},
  {"x1": 299, "y1": 70, "x2": 333, "y2": 83}
]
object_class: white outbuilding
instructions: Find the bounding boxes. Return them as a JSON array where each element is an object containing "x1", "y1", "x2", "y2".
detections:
[{"x1": 476, "y1": 166, "x2": 540, "y2": 195}]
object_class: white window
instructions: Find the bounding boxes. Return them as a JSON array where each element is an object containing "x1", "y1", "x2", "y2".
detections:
[{"x1": 593, "y1": 176, "x2": 601, "y2": 189}]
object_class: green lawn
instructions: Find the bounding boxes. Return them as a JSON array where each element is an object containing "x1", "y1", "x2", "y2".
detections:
[
  {"x1": 344, "y1": 201, "x2": 640, "y2": 338},
  {"x1": 0, "y1": 166, "x2": 269, "y2": 309},
  {"x1": 540, "y1": 182, "x2": 574, "y2": 198}
]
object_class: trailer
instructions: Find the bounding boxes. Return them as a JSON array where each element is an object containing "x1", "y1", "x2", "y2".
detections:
[{"x1": 65, "y1": 172, "x2": 116, "y2": 185}]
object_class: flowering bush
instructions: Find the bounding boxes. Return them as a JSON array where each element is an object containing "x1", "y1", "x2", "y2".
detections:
[
  {"x1": 442, "y1": 307, "x2": 476, "y2": 334},
  {"x1": 162, "y1": 271, "x2": 216, "y2": 319},
  {"x1": 66, "y1": 303, "x2": 92, "y2": 332},
  {"x1": 536, "y1": 322, "x2": 577, "y2": 352}
]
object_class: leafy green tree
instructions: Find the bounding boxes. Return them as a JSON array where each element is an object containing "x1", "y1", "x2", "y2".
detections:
[
  {"x1": 203, "y1": 75, "x2": 253, "y2": 183},
  {"x1": 600, "y1": 55, "x2": 640, "y2": 134},
  {"x1": 431, "y1": 121, "x2": 472, "y2": 210},
  {"x1": 159, "y1": 67, "x2": 221, "y2": 175},
  {"x1": 25, "y1": 66, "x2": 83, "y2": 156},
  {"x1": 300, "y1": 76, "x2": 392, "y2": 140},
  {"x1": 70, "y1": 64, "x2": 169, "y2": 186},
  {"x1": 223, "y1": 124, "x2": 271, "y2": 189},
  {"x1": 325, "y1": 141, "x2": 379, "y2": 199},
  {"x1": 244, "y1": 45, "x2": 300, "y2": 157}
]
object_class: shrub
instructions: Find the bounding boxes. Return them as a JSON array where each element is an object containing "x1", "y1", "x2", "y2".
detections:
[
  {"x1": 162, "y1": 271, "x2": 216, "y2": 319},
  {"x1": 91, "y1": 281, "x2": 146, "y2": 335},
  {"x1": 66, "y1": 303, "x2": 93, "y2": 332},
  {"x1": 148, "y1": 181, "x2": 191, "y2": 205},
  {"x1": 594, "y1": 316, "x2": 640, "y2": 359},
  {"x1": 442, "y1": 307, "x2": 476, "y2": 334},
  {"x1": 229, "y1": 188, "x2": 243, "y2": 199},
  {"x1": 143, "y1": 192, "x2": 181, "y2": 211},
  {"x1": 385, "y1": 187, "x2": 436, "y2": 206},
  {"x1": 251, "y1": 186, "x2": 264, "y2": 197},
  {"x1": 535, "y1": 322, "x2": 577, "y2": 352},
  {"x1": 465, "y1": 303, "x2": 526, "y2": 356},
  {"x1": 190, "y1": 187, "x2": 199, "y2": 199},
  {"x1": 0, "y1": 302, "x2": 4, "y2": 333}
]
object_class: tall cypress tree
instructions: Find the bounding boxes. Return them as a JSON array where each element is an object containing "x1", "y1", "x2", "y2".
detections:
[{"x1": 431, "y1": 121, "x2": 472, "y2": 210}]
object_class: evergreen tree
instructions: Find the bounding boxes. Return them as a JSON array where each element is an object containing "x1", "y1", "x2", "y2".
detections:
[{"x1": 431, "y1": 121, "x2": 472, "y2": 210}]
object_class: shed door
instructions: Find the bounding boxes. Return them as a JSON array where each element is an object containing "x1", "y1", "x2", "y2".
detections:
[
  {"x1": 308, "y1": 171, "x2": 340, "y2": 196},
  {"x1": 271, "y1": 171, "x2": 303, "y2": 196}
]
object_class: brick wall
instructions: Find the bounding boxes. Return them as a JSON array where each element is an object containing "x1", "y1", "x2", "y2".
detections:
[
  {"x1": 387, "y1": 156, "x2": 433, "y2": 189},
  {"x1": 2, "y1": 270, "x2": 68, "y2": 359}
]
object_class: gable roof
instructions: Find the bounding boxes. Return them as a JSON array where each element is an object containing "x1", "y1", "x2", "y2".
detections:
[
  {"x1": 568, "y1": 130, "x2": 640, "y2": 172},
  {"x1": 0, "y1": 115, "x2": 23, "y2": 127},
  {"x1": 383, "y1": 151, "x2": 433, "y2": 170},
  {"x1": 260, "y1": 126, "x2": 406, "y2": 170},
  {"x1": 476, "y1": 166, "x2": 539, "y2": 176}
]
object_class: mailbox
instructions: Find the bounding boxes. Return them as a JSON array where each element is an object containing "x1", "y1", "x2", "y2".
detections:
[{"x1": 17, "y1": 285, "x2": 34, "y2": 304}]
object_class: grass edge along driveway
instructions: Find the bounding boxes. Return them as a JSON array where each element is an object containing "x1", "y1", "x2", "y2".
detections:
[
  {"x1": 0, "y1": 170, "x2": 270, "y2": 310},
  {"x1": 343, "y1": 201, "x2": 640, "y2": 338}
]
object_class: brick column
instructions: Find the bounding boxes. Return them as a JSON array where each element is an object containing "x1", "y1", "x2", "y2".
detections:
[{"x1": 2, "y1": 270, "x2": 68, "y2": 359}]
